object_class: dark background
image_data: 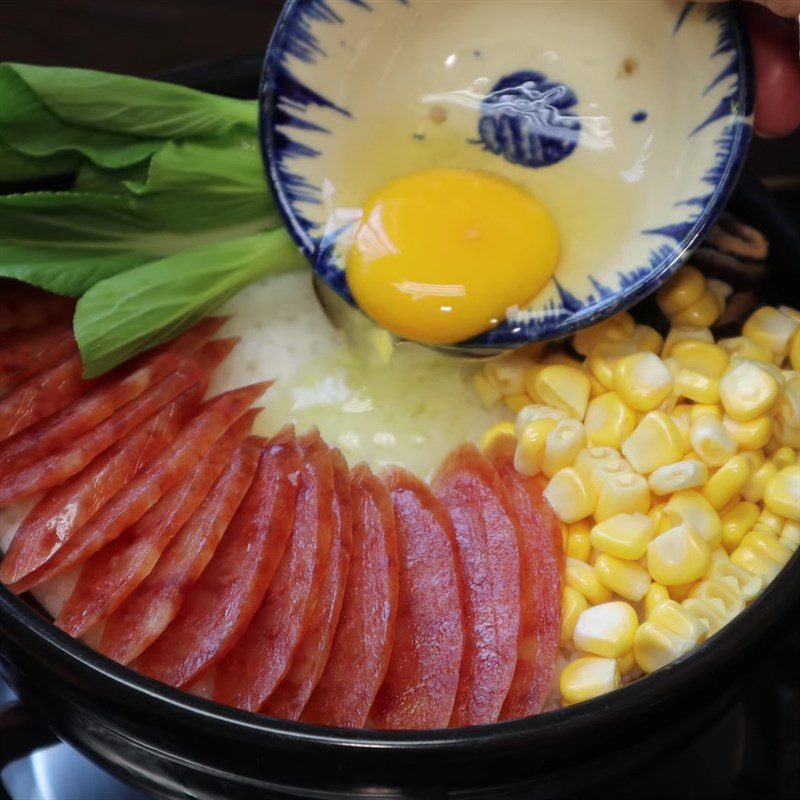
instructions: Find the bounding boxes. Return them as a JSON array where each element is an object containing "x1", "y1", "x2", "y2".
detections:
[{"x1": 1, "y1": 0, "x2": 799, "y2": 191}]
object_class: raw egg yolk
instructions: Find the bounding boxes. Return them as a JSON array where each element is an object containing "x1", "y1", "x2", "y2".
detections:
[{"x1": 345, "y1": 168, "x2": 559, "y2": 344}]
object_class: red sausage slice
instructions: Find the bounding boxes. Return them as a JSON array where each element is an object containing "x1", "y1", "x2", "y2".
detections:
[
  {"x1": 55, "y1": 409, "x2": 259, "y2": 637},
  {"x1": 486, "y1": 435, "x2": 563, "y2": 720},
  {"x1": 0, "y1": 283, "x2": 74, "y2": 334},
  {"x1": 135, "y1": 429, "x2": 301, "y2": 687},
  {"x1": 432, "y1": 443, "x2": 522, "y2": 727},
  {"x1": 0, "y1": 354, "x2": 93, "y2": 442},
  {"x1": 0, "y1": 322, "x2": 76, "y2": 395},
  {"x1": 370, "y1": 467, "x2": 464, "y2": 730},
  {"x1": 214, "y1": 430, "x2": 335, "y2": 711},
  {"x1": 0, "y1": 390, "x2": 197, "y2": 586},
  {"x1": 99, "y1": 436, "x2": 262, "y2": 665},
  {"x1": 11, "y1": 381, "x2": 268, "y2": 593},
  {"x1": 0, "y1": 338, "x2": 235, "y2": 506},
  {"x1": 263, "y1": 447, "x2": 353, "y2": 721},
  {"x1": 302, "y1": 464, "x2": 399, "y2": 728},
  {"x1": 0, "y1": 317, "x2": 225, "y2": 480}
]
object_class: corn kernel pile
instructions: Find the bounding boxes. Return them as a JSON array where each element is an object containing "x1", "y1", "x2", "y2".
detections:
[{"x1": 476, "y1": 265, "x2": 800, "y2": 707}]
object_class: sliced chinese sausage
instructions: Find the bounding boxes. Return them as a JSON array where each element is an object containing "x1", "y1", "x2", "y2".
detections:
[
  {"x1": 370, "y1": 467, "x2": 464, "y2": 730},
  {"x1": 55, "y1": 409, "x2": 259, "y2": 637},
  {"x1": 99, "y1": 436, "x2": 262, "y2": 665},
  {"x1": 302, "y1": 464, "x2": 399, "y2": 728},
  {"x1": 263, "y1": 447, "x2": 353, "y2": 721},
  {"x1": 0, "y1": 390, "x2": 197, "y2": 587},
  {"x1": 10, "y1": 381, "x2": 268, "y2": 594},
  {"x1": 0, "y1": 321, "x2": 76, "y2": 395},
  {"x1": 0, "y1": 338, "x2": 235, "y2": 507},
  {"x1": 0, "y1": 354, "x2": 93, "y2": 442},
  {"x1": 136, "y1": 429, "x2": 301, "y2": 687},
  {"x1": 486, "y1": 435, "x2": 564, "y2": 720},
  {"x1": 214, "y1": 430, "x2": 335, "y2": 711},
  {"x1": 0, "y1": 316, "x2": 226, "y2": 480},
  {"x1": 432, "y1": 443, "x2": 522, "y2": 727},
  {"x1": 0, "y1": 283, "x2": 74, "y2": 334}
]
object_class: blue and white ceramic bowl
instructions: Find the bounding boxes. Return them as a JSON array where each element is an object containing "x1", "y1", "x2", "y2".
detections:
[{"x1": 260, "y1": 0, "x2": 753, "y2": 349}]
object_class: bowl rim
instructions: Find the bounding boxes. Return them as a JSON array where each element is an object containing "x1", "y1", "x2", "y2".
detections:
[
  {"x1": 258, "y1": 0, "x2": 754, "y2": 349},
  {"x1": 1, "y1": 545, "x2": 797, "y2": 753}
]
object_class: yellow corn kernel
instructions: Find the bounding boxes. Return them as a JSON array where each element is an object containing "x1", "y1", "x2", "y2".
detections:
[
  {"x1": 772, "y1": 446, "x2": 797, "y2": 471},
  {"x1": 565, "y1": 557, "x2": 614, "y2": 604},
  {"x1": 515, "y1": 404, "x2": 567, "y2": 436},
  {"x1": 774, "y1": 374, "x2": 800, "y2": 437},
  {"x1": 644, "y1": 583, "x2": 671, "y2": 618},
  {"x1": 742, "y1": 459, "x2": 779, "y2": 503},
  {"x1": 585, "y1": 367, "x2": 608, "y2": 399},
  {"x1": 740, "y1": 449, "x2": 765, "y2": 470},
  {"x1": 514, "y1": 418, "x2": 559, "y2": 477},
  {"x1": 650, "y1": 598, "x2": 709, "y2": 643},
  {"x1": 561, "y1": 585, "x2": 589, "y2": 644},
  {"x1": 681, "y1": 596, "x2": 730, "y2": 635},
  {"x1": 473, "y1": 371, "x2": 502, "y2": 408},
  {"x1": 584, "y1": 392, "x2": 636, "y2": 450},
  {"x1": 573, "y1": 313, "x2": 636, "y2": 357},
  {"x1": 662, "y1": 326, "x2": 714, "y2": 358},
  {"x1": 595, "y1": 554, "x2": 652, "y2": 601},
  {"x1": 722, "y1": 413, "x2": 773, "y2": 450},
  {"x1": 690, "y1": 577, "x2": 745, "y2": 619},
  {"x1": 567, "y1": 520, "x2": 593, "y2": 562},
  {"x1": 545, "y1": 468, "x2": 596, "y2": 524},
  {"x1": 744, "y1": 306, "x2": 799, "y2": 358},
  {"x1": 720, "y1": 360, "x2": 781, "y2": 421},
  {"x1": 595, "y1": 473, "x2": 651, "y2": 521},
  {"x1": 773, "y1": 418, "x2": 800, "y2": 450},
  {"x1": 780, "y1": 520, "x2": 800, "y2": 551},
  {"x1": 574, "y1": 601, "x2": 639, "y2": 658},
  {"x1": 718, "y1": 495, "x2": 743, "y2": 518},
  {"x1": 634, "y1": 622, "x2": 695, "y2": 673},
  {"x1": 586, "y1": 458, "x2": 634, "y2": 495},
  {"x1": 671, "y1": 290, "x2": 721, "y2": 328},
  {"x1": 690, "y1": 404, "x2": 722, "y2": 423},
  {"x1": 657, "y1": 265, "x2": 706, "y2": 317},
  {"x1": 707, "y1": 552, "x2": 763, "y2": 601},
  {"x1": 617, "y1": 650, "x2": 637, "y2": 675},
  {"x1": 707, "y1": 277, "x2": 732, "y2": 309},
  {"x1": 522, "y1": 364, "x2": 544, "y2": 402},
  {"x1": 758, "y1": 507, "x2": 784, "y2": 534},
  {"x1": 718, "y1": 336, "x2": 774, "y2": 364},
  {"x1": 534, "y1": 365, "x2": 591, "y2": 420},
  {"x1": 632, "y1": 324, "x2": 664, "y2": 354},
  {"x1": 668, "y1": 581, "x2": 697, "y2": 602},
  {"x1": 622, "y1": 411, "x2": 686, "y2": 474},
  {"x1": 543, "y1": 419, "x2": 587, "y2": 478},
  {"x1": 480, "y1": 421, "x2": 516, "y2": 452},
  {"x1": 674, "y1": 368, "x2": 721, "y2": 405},
  {"x1": 649, "y1": 460, "x2": 709, "y2": 495},
  {"x1": 612, "y1": 352, "x2": 674, "y2": 413},
  {"x1": 764, "y1": 464, "x2": 800, "y2": 522},
  {"x1": 560, "y1": 657, "x2": 620, "y2": 704},
  {"x1": 587, "y1": 340, "x2": 639, "y2": 391},
  {"x1": 484, "y1": 352, "x2": 534, "y2": 397},
  {"x1": 504, "y1": 394, "x2": 530, "y2": 413},
  {"x1": 574, "y1": 446, "x2": 622, "y2": 479},
  {"x1": 740, "y1": 529, "x2": 795, "y2": 571},
  {"x1": 790, "y1": 328, "x2": 800, "y2": 371},
  {"x1": 670, "y1": 340, "x2": 730, "y2": 379},
  {"x1": 730, "y1": 543, "x2": 781, "y2": 582},
  {"x1": 647, "y1": 524, "x2": 711, "y2": 585},
  {"x1": 701, "y1": 455, "x2": 752, "y2": 510},
  {"x1": 721, "y1": 501, "x2": 761, "y2": 552},
  {"x1": 590, "y1": 513, "x2": 655, "y2": 560},
  {"x1": 665, "y1": 490, "x2": 723, "y2": 549},
  {"x1": 542, "y1": 352, "x2": 583, "y2": 369},
  {"x1": 690, "y1": 414, "x2": 737, "y2": 467}
]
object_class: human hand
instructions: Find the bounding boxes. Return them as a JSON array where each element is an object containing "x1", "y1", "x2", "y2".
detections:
[{"x1": 697, "y1": 1, "x2": 800, "y2": 136}]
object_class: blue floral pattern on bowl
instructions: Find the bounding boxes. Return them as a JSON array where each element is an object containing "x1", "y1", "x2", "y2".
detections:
[{"x1": 260, "y1": 0, "x2": 753, "y2": 349}]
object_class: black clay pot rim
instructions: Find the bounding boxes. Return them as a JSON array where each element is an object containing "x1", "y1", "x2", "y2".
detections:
[{"x1": 1, "y1": 545, "x2": 798, "y2": 751}]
